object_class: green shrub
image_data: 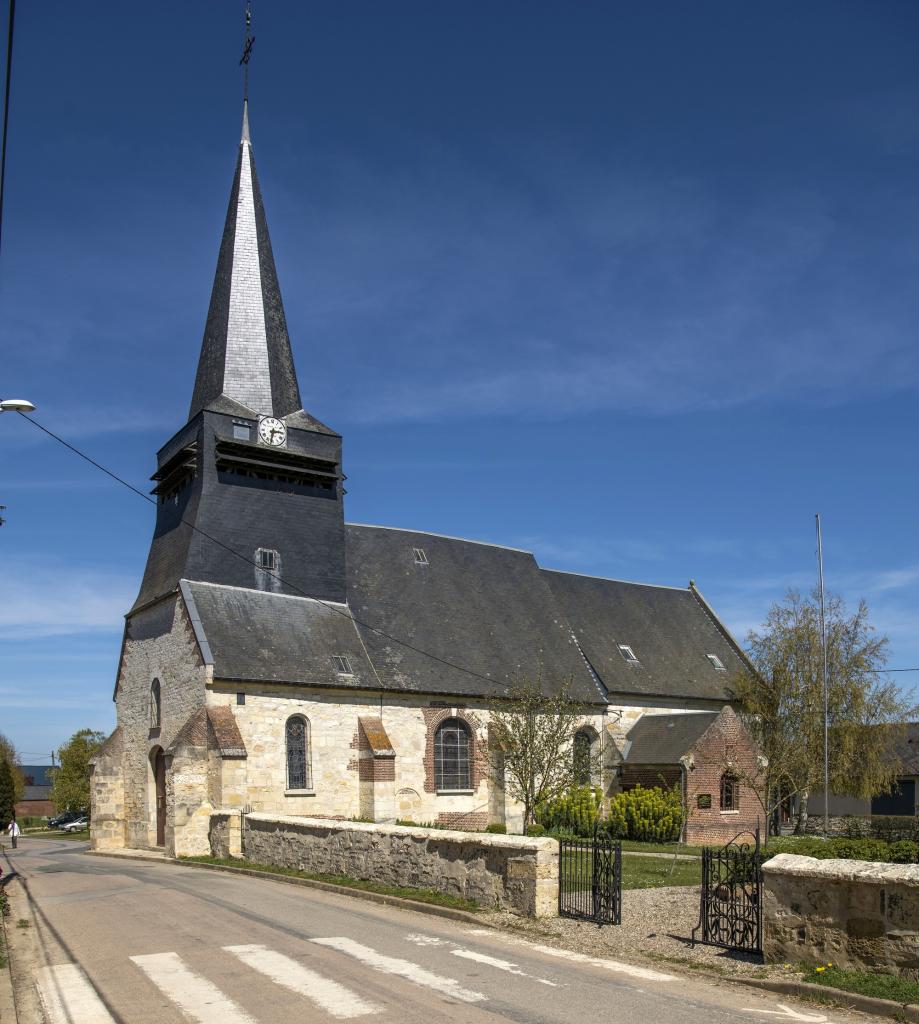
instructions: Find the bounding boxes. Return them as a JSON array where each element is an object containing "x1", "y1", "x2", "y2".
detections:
[
  {"x1": 604, "y1": 785, "x2": 684, "y2": 843},
  {"x1": 887, "y1": 839, "x2": 919, "y2": 863},
  {"x1": 525, "y1": 823, "x2": 546, "y2": 837},
  {"x1": 535, "y1": 786, "x2": 602, "y2": 837},
  {"x1": 485, "y1": 823, "x2": 507, "y2": 834},
  {"x1": 869, "y1": 815, "x2": 919, "y2": 842},
  {"x1": 764, "y1": 836, "x2": 895, "y2": 862}
]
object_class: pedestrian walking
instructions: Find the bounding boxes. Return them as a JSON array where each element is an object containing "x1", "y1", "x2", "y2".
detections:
[{"x1": 6, "y1": 817, "x2": 20, "y2": 849}]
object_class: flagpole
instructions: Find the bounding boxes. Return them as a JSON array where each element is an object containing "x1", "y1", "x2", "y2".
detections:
[{"x1": 816, "y1": 514, "x2": 829, "y2": 839}]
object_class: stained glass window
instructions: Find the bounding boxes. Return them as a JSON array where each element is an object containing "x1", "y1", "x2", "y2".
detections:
[
  {"x1": 435, "y1": 718, "x2": 471, "y2": 791},
  {"x1": 286, "y1": 716, "x2": 312, "y2": 790}
]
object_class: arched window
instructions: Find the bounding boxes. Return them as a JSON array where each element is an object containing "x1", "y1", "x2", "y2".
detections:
[
  {"x1": 434, "y1": 718, "x2": 472, "y2": 791},
  {"x1": 149, "y1": 679, "x2": 161, "y2": 729},
  {"x1": 573, "y1": 729, "x2": 593, "y2": 786},
  {"x1": 286, "y1": 716, "x2": 312, "y2": 791},
  {"x1": 720, "y1": 772, "x2": 739, "y2": 811}
]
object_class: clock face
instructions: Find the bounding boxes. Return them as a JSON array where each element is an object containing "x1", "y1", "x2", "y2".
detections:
[{"x1": 258, "y1": 416, "x2": 287, "y2": 447}]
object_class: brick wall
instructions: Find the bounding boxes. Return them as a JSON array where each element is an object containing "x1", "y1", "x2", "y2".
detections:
[{"x1": 683, "y1": 706, "x2": 764, "y2": 845}]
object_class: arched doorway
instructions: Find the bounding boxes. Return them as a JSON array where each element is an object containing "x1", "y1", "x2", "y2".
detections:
[{"x1": 151, "y1": 748, "x2": 166, "y2": 847}]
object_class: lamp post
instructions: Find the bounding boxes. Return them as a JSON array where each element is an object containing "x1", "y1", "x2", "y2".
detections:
[{"x1": 0, "y1": 399, "x2": 35, "y2": 412}]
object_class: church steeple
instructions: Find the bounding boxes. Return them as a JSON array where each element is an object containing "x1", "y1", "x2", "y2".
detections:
[{"x1": 188, "y1": 101, "x2": 303, "y2": 421}]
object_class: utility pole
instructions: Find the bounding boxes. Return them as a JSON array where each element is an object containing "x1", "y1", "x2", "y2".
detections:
[{"x1": 816, "y1": 514, "x2": 829, "y2": 839}]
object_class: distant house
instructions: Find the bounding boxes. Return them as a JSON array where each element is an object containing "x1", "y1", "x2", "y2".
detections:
[
  {"x1": 15, "y1": 765, "x2": 54, "y2": 818},
  {"x1": 615, "y1": 706, "x2": 764, "y2": 844},
  {"x1": 809, "y1": 722, "x2": 919, "y2": 828}
]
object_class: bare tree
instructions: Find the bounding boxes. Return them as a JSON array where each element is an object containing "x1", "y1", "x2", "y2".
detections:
[
  {"x1": 488, "y1": 674, "x2": 597, "y2": 828},
  {"x1": 736, "y1": 589, "x2": 914, "y2": 834}
]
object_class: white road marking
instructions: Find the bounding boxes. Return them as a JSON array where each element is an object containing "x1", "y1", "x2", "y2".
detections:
[
  {"x1": 35, "y1": 964, "x2": 117, "y2": 1024},
  {"x1": 452, "y1": 948, "x2": 558, "y2": 986},
  {"x1": 312, "y1": 936, "x2": 487, "y2": 1003},
  {"x1": 742, "y1": 1005, "x2": 828, "y2": 1022},
  {"x1": 225, "y1": 944, "x2": 379, "y2": 1018},
  {"x1": 405, "y1": 933, "x2": 447, "y2": 947},
  {"x1": 130, "y1": 951, "x2": 257, "y2": 1024},
  {"x1": 466, "y1": 929, "x2": 675, "y2": 982}
]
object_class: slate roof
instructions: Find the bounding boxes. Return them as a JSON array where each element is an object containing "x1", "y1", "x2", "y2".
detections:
[
  {"x1": 21, "y1": 765, "x2": 53, "y2": 788},
  {"x1": 178, "y1": 524, "x2": 749, "y2": 707},
  {"x1": 542, "y1": 571, "x2": 747, "y2": 702},
  {"x1": 188, "y1": 101, "x2": 309, "y2": 425},
  {"x1": 888, "y1": 722, "x2": 919, "y2": 776},
  {"x1": 624, "y1": 712, "x2": 718, "y2": 763}
]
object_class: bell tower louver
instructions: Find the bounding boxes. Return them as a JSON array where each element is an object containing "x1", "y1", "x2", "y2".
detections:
[{"x1": 131, "y1": 102, "x2": 346, "y2": 612}]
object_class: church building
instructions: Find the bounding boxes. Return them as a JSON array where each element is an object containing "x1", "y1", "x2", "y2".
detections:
[{"x1": 90, "y1": 102, "x2": 760, "y2": 857}]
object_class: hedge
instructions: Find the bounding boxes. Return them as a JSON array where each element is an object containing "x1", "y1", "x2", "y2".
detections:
[{"x1": 764, "y1": 836, "x2": 919, "y2": 864}]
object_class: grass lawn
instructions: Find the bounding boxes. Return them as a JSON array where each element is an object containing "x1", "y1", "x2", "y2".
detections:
[
  {"x1": 619, "y1": 840, "x2": 704, "y2": 856},
  {"x1": 180, "y1": 855, "x2": 480, "y2": 912},
  {"x1": 28, "y1": 829, "x2": 90, "y2": 842},
  {"x1": 803, "y1": 964, "x2": 919, "y2": 1004},
  {"x1": 622, "y1": 855, "x2": 701, "y2": 889}
]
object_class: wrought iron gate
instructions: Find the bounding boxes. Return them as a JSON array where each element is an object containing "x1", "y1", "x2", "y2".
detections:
[
  {"x1": 692, "y1": 828, "x2": 763, "y2": 953},
  {"x1": 558, "y1": 826, "x2": 622, "y2": 925}
]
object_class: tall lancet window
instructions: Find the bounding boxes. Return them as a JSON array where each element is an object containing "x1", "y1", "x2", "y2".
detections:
[
  {"x1": 286, "y1": 715, "x2": 312, "y2": 791},
  {"x1": 434, "y1": 718, "x2": 472, "y2": 791},
  {"x1": 150, "y1": 679, "x2": 161, "y2": 730}
]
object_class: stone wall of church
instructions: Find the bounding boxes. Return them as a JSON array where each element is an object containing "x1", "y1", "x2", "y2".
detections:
[
  {"x1": 207, "y1": 684, "x2": 608, "y2": 832},
  {"x1": 115, "y1": 595, "x2": 209, "y2": 850}
]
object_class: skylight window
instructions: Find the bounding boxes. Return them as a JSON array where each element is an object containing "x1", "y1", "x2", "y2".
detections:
[
  {"x1": 706, "y1": 654, "x2": 726, "y2": 672},
  {"x1": 256, "y1": 548, "x2": 278, "y2": 571},
  {"x1": 331, "y1": 655, "x2": 353, "y2": 675},
  {"x1": 232, "y1": 421, "x2": 251, "y2": 441},
  {"x1": 413, "y1": 548, "x2": 429, "y2": 565},
  {"x1": 618, "y1": 644, "x2": 640, "y2": 665}
]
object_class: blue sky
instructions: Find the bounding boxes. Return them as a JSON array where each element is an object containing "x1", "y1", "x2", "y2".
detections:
[{"x1": 1, "y1": 1, "x2": 918, "y2": 759}]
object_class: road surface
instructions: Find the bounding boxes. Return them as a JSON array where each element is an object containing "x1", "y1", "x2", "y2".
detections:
[{"x1": 2, "y1": 838, "x2": 866, "y2": 1024}]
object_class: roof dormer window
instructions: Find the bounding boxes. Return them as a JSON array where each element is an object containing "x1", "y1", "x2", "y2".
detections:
[
  {"x1": 706, "y1": 654, "x2": 726, "y2": 671},
  {"x1": 257, "y1": 548, "x2": 278, "y2": 571},
  {"x1": 618, "y1": 644, "x2": 640, "y2": 666}
]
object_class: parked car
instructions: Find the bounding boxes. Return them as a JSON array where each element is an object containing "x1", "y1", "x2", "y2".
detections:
[
  {"x1": 60, "y1": 817, "x2": 88, "y2": 833},
  {"x1": 49, "y1": 810, "x2": 84, "y2": 829}
]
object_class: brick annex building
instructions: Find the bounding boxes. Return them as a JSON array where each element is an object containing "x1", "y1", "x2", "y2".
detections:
[{"x1": 90, "y1": 102, "x2": 763, "y2": 856}]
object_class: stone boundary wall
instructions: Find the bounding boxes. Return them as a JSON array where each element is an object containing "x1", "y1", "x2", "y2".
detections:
[
  {"x1": 763, "y1": 853, "x2": 919, "y2": 977},
  {"x1": 210, "y1": 812, "x2": 558, "y2": 917}
]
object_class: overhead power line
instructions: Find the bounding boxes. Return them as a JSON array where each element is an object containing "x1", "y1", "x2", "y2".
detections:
[{"x1": 0, "y1": 0, "x2": 15, "y2": 257}]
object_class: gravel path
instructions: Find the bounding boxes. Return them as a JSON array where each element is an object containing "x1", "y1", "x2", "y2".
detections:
[{"x1": 485, "y1": 886, "x2": 775, "y2": 979}]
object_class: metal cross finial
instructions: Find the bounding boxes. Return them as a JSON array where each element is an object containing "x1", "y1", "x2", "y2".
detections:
[{"x1": 240, "y1": 1, "x2": 255, "y2": 100}]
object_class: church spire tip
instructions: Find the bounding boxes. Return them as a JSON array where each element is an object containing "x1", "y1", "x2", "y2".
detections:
[{"x1": 241, "y1": 99, "x2": 250, "y2": 144}]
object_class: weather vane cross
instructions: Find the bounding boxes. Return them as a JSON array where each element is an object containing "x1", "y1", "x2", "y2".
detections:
[{"x1": 240, "y1": 1, "x2": 255, "y2": 99}]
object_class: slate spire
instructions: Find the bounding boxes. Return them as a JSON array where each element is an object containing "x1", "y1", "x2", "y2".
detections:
[{"x1": 188, "y1": 100, "x2": 303, "y2": 421}]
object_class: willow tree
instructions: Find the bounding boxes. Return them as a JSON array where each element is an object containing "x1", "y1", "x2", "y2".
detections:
[
  {"x1": 736, "y1": 589, "x2": 913, "y2": 833},
  {"x1": 488, "y1": 675, "x2": 596, "y2": 829}
]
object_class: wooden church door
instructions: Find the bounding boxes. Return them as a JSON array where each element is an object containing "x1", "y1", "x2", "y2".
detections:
[{"x1": 153, "y1": 750, "x2": 166, "y2": 847}]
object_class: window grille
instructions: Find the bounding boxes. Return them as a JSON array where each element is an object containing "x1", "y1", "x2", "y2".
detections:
[
  {"x1": 413, "y1": 548, "x2": 429, "y2": 565},
  {"x1": 286, "y1": 716, "x2": 312, "y2": 790},
  {"x1": 706, "y1": 654, "x2": 726, "y2": 671},
  {"x1": 150, "y1": 679, "x2": 161, "y2": 729},
  {"x1": 257, "y1": 548, "x2": 278, "y2": 571},
  {"x1": 434, "y1": 718, "x2": 472, "y2": 791},
  {"x1": 618, "y1": 644, "x2": 640, "y2": 665},
  {"x1": 720, "y1": 772, "x2": 739, "y2": 811},
  {"x1": 331, "y1": 655, "x2": 353, "y2": 675}
]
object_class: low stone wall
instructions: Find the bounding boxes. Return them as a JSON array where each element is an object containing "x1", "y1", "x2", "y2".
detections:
[
  {"x1": 763, "y1": 853, "x2": 919, "y2": 977},
  {"x1": 215, "y1": 813, "x2": 558, "y2": 917}
]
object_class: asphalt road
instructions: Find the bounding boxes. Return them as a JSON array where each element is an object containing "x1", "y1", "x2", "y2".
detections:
[{"x1": 2, "y1": 838, "x2": 867, "y2": 1024}]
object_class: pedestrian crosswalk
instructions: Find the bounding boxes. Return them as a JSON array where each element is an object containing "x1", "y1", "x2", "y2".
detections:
[{"x1": 35, "y1": 928, "x2": 578, "y2": 1023}]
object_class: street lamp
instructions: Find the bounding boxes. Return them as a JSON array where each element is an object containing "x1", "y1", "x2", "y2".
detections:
[{"x1": 0, "y1": 399, "x2": 36, "y2": 412}]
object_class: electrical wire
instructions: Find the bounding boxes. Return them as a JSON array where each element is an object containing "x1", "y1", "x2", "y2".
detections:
[
  {"x1": 19, "y1": 412, "x2": 502, "y2": 688},
  {"x1": 0, "y1": 0, "x2": 14, "y2": 257}
]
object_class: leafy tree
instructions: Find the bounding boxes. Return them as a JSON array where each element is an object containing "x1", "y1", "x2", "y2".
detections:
[
  {"x1": 49, "y1": 729, "x2": 106, "y2": 814},
  {"x1": 488, "y1": 674, "x2": 598, "y2": 828},
  {"x1": 0, "y1": 731, "x2": 25, "y2": 803},
  {"x1": 0, "y1": 758, "x2": 15, "y2": 828},
  {"x1": 735, "y1": 589, "x2": 914, "y2": 835}
]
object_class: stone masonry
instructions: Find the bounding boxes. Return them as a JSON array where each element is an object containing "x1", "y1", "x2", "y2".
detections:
[
  {"x1": 763, "y1": 853, "x2": 919, "y2": 978},
  {"x1": 214, "y1": 813, "x2": 559, "y2": 917}
]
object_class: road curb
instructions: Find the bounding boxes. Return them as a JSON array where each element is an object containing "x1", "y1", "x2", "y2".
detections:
[
  {"x1": 86, "y1": 850, "x2": 493, "y2": 928},
  {"x1": 727, "y1": 975, "x2": 919, "y2": 1022}
]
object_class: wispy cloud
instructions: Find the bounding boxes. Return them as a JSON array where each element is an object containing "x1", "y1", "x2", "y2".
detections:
[{"x1": 0, "y1": 560, "x2": 133, "y2": 639}]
